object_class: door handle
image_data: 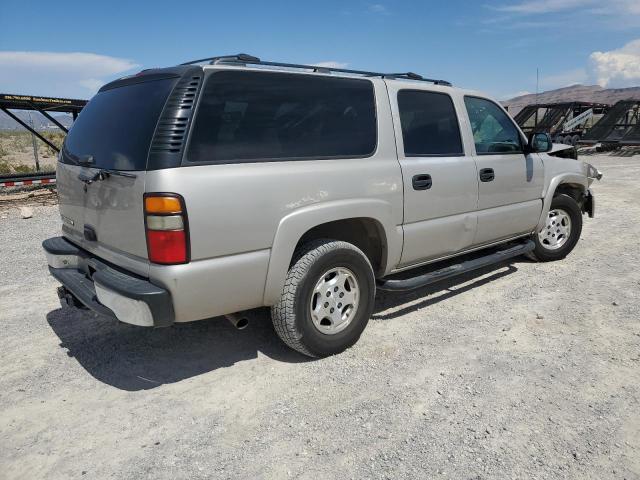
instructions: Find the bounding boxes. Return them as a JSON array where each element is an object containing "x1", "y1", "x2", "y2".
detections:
[
  {"x1": 412, "y1": 174, "x2": 432, "y2": 190},
  {"x1": 479, "y1": 168, "x2": 495, "y2": 182}
]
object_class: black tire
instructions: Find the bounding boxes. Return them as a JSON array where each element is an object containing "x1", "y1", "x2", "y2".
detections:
[
  {"x1": 271, "y1": 239, "x2": 375, "y2": 358},
  {"x1": 531, "y1": 194, "x2": 582, "y2": 262}
]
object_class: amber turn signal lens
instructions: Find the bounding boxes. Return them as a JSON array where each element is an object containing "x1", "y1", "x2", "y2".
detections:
[{"x1": 145, "y1": 196, "x2": 182, "y2": 214}]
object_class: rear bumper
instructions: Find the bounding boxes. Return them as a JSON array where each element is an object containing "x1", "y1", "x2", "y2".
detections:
[{"x1": 43, "y1": 236, "x2": 174, "y2": 327}]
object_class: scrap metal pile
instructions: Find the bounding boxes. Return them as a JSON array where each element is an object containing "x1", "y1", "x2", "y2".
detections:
[
  {"x1": 579, "y1": 100, "x2": 640, "y2": 146},
  {"x1": 513, "y1": 102, "x2": 609, "y2": 145}
]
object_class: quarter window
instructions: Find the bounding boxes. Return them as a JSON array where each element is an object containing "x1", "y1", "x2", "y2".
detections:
[
  {"x1": 186, "y1": 71, "x2": 377, "y2": 163},
  {"x1": 398, "y1": 90, "x2": 463, "y2": 156},
  {"x1": 464, "y1": 96, "x2": 523, "y2": 154}
]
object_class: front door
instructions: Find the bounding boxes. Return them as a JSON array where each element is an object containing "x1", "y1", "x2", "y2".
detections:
[
  {"x1": 463, "y1": 96, "x2": 544, "y2": 245},
  {"x1": 387, "y1": 84, "x2": 479, "y2": 267}
]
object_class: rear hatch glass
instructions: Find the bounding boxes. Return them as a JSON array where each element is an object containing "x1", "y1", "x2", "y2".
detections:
[{"x1": 62, "y1": 78, "x2": 177, "y2": 170}]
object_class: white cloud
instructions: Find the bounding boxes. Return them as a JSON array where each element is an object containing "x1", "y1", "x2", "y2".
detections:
[
  {"x1": 312, "y1": 61, "x2": 349, "y2": 69},
  {"x1": 620, "y1": 0, "x2": 640, "y2": 14},
  {"x1": 503, "y1": 38, "x2": 640, "y2": 97},
  {"x1": 491, "y1": 0, "x2": 640, "y2": 15},
  {"x1": 589, "y1": 39, "x2": 640, "y2": 87},
  {"x1": 78, "y1": 78, "x2": 106, "y2": 92},
  {"x1": 369, "y1": 4, "x2": 388, "y2": 14},
  {"x1": 493, "y1": 0, "x2": 595, "y2": 13},
  {"x1": 0, "y1": 51, "x2": 139, "y2": 99}
]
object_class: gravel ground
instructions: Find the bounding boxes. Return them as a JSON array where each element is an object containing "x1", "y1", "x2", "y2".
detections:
[{"x1": 0, "y1": 154, "x2": 639, "y2": 480}]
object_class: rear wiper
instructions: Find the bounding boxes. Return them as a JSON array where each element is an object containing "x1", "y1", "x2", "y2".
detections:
[
  {"x1": 78, "y1": 169, "x2": 137, "y2": 185},
  {"x1": 62, "y1": 151, "x2": 92, "y2": 166},
  {"x1": 78, "y1": 155, "x2": 95, "y2": 167},
  {"x1": 101, "y1": 169, "x2": 137, "y2": 179}
]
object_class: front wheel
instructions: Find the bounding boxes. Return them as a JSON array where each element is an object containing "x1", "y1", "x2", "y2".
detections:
[
  {"x1": 531, "y1": 194, "x2": 583, "y2": 261},
  {"x1": 271, "y1": 239, "x2": 375, "y2": 358}
]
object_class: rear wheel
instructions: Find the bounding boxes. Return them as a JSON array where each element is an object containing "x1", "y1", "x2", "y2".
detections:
[
  {"x1": 531, "y1": 194, "x2": 582, "y2": 261},
  {"x1": 271, "y1": 239, "x2": 375, "y2": 357}
]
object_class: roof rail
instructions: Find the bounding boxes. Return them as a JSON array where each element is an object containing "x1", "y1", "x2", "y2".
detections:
[{"x1": 180, "y1": 53, "x2": 452, "y2": 86}]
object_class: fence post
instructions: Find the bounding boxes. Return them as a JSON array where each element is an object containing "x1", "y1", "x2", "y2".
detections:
[{"x1": 27, "y1": 112, "x2": 41, "y2": 171}]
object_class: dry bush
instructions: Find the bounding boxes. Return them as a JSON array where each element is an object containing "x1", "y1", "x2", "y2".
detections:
[
  {"x1": 39, "y1": 131, "x2": 65, "y2": 157},
  {"x1": 14, "y1": 164, "x2": 36, "y2": 173},
  {"x1": 0, "y1": 160, "x2": 12, "y2": 174}
]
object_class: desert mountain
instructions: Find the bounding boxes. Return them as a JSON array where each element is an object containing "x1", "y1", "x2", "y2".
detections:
[{"x1": 0, "y1": 111, "x2": 73, "y2": 131}]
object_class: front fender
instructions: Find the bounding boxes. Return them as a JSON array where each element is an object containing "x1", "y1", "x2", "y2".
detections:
[
  {"x1": 536, "y1": 173, "x2": 588, "y2": 231},
  {"x1": 262, "y1": 199, "x2": 402, "y2": 305}
]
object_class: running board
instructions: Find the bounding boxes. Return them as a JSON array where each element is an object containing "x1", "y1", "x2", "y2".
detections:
[{"x1": 377, "y1": 240, "x2": 535, "y2": 292}]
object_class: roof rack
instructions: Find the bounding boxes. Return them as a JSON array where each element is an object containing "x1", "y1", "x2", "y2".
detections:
[{"x1": 180, "y1": 53, "x2": 452, "y2": 86}]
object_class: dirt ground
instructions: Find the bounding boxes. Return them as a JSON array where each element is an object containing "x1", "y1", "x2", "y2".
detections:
[
  {"x1": 0, "y1": 154, "x2": 638, "y2": 479},
  {"x1": 0, "y1": 131, "x2": 61, "y2": 173}
]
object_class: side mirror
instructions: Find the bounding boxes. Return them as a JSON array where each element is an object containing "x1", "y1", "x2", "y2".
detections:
[{"x1": 528, "y1": 132, "x2": 552, "y2": 153}]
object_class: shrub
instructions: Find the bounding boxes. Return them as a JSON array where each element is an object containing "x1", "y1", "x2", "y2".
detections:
[
  {"x1": 13, "y1": 164, "x2": 36, "y2": 173},
  {"x1": 40, "y1": 131, "x2": 65, "y2": 157}
]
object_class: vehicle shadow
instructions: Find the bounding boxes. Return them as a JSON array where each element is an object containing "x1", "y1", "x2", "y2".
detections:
[
  {"x1": 46, "y1": 307, "x2": 306, "y2": 392},
  {"x1": 373, "y1": 262, "x2": 519, "y2": 320},
  {"x1": 46, "y1": 259, "x2": 524, "y2": 391}
]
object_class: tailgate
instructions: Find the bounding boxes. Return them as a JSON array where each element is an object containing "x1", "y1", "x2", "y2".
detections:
[
  {"x1": 57, "y1": 74, "x2": 181, "y2": 276},
  {"x1": 57, "y1": 162, "x2": 149, "y2": 276}
]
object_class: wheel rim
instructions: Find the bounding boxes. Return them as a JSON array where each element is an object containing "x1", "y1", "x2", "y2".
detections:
[
  {"x1": 309, "y1": 267, "x2": 359, "y2": 335},
  {"x1": 538, "y1": 208, "x2": 572, "y2": 250}
]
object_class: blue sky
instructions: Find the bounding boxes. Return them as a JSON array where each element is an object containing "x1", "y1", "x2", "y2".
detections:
[{"x1": 1, "y1": 0, "x2": 639, "y2": 100}]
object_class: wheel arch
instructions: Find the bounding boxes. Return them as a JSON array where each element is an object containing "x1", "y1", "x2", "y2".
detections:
[
  {"x1": 537, "y1": 173, "x2": 588, "y2": 231},
  {"x1": 262, "y1": 199, "x2": 402, "y2": 305}
]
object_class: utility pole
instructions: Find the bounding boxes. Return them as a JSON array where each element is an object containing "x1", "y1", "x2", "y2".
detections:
[
  {"x1": 27, "y1": 112, "x2": 40, "y2": 171},
  {"x1": 534, "y1": 67, "x2": 540, "y2": 130}
]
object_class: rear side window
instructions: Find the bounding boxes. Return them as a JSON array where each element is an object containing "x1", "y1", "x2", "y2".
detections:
[
  {"x1": 398, "y1": 90, "x2": 463, "y2": 156},
  {"x1": 186, "y1": 71, "x2": 376, "y2": 163},
  {"x1": 464, "y1": 96, "x2": 523, "y2": 154},
  {"x1": 63, "y1": 78, "x2": 176, "y2": 170}
]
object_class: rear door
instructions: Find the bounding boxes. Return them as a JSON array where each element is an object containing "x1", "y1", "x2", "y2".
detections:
[
  {"x1": 58, "y1": 76, "x2": 180, "y2": 276},
  {"x1": 462, "y1": 96, "x2": 544, "y2": 245},
  {"x1": 386, "y1": 84, "x2": 479, "y2": 267}
]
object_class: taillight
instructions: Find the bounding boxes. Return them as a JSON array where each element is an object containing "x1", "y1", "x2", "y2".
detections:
[{"x1": 144, "y1": 193, "x2": 189, "y2": 264}]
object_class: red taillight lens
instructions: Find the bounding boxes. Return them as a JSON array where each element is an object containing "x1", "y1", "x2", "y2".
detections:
[
  {"x1": 144, "y1": 194, "x2": 189, "y2": 265},
  {"x1": 146, "y1": 230, "x2": 187, "y2": 264}
]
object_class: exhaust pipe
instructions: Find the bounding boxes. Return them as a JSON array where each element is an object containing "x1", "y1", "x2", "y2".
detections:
[{"x1": 225, "y1": 312, "x2": 249, "y2": 330}]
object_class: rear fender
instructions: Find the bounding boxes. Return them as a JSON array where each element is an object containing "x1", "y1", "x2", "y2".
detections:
[{"x1": 262, "y1": 199, "x2": 402, "y2": 305}]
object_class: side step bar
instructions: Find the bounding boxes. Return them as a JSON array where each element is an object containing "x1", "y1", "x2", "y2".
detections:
[{"x1": 377, "y1": 240, "x2": 535, "y2": 292}]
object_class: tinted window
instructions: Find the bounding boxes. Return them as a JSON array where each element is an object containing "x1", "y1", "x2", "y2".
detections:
[
  {"x1": 186, "y1": 71, "x2": 376, "y2": 163},
  {"x1": 398, "y1": 90, "x2": 463, "y2": 156},
  {"x1": 63, "y1": 78, "x2": 176, "y2": 170},
  {"x1": 464, "y1": 96, "x2": 522, "y2": 154}
]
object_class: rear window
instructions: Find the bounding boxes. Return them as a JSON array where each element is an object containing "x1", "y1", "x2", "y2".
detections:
[
  {"x1": 186, "y1": 71, "x2": 377, "y2": 164},
  {"x1": 62, "y1": 78, "x2": 176, "y2": 170},
  {"x1": 398, "y1": 90, "x2": 463, "y2": 156}
]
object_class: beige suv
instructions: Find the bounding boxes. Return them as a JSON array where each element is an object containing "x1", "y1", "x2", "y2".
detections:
[{"x1": 44, "y1": 54, "x2": 601, "y2": 357}]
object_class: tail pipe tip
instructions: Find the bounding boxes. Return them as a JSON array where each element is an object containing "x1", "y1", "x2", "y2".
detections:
[{"x1": 225, "y1": 313, "x2": 249, "y2": 330}]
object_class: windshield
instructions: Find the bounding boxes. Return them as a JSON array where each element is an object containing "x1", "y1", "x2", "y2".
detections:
[{"x1": 62, "y1": 78, "x2": 176, "y2": 171}]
